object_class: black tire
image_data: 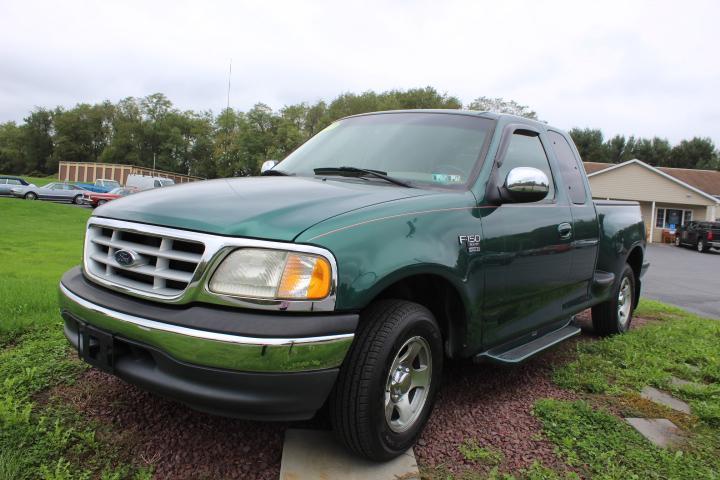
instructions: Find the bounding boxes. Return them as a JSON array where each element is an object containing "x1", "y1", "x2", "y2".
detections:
[
  {"x1": 24, "y1": 192, "x2": 37, "y2": 200},
  {"x1": 592, "y1": 263, "x2": 635, "y2": 336},
  {"x1": 72, "y1": 195, "x2": 83, "y2": 205},
  {"x1": 697, "y1": 239, "x2": 709, "y2": 253},
  {"x1": 97, "y1": 199, "x2": 107, "y2": 206},
  {"x1": 330, "y1": 299, "x2": 443, "y2": 461},
  {"x1": 674, "y1": 236, "x2": 681, "y2": 247}
]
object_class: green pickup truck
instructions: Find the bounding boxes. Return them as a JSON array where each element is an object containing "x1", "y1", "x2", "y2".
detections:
[{"x1": 59, "y1": 110, "x2": 648, "y2": 460}]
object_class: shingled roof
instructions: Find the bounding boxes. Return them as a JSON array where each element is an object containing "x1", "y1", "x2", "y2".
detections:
[{"x1": 583, "y1": 160, "x2": 720, "y2": 197}]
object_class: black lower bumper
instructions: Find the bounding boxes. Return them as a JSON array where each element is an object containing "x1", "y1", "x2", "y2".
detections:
[
  {"x1": 59, "y1": 267, "x2": 358, "y2": 420},
  {"x1": 63, "y1": 314, "x2": 338, "y2": 420}
]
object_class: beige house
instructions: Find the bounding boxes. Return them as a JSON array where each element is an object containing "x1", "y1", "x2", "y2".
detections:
[{"x1": 583, "y1": 159, "x2": 720, "y2": 243}]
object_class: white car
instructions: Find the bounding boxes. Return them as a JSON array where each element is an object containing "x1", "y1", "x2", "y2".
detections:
[{"x1": 125, "y1": 174, "x2": 175, "y2": 191}]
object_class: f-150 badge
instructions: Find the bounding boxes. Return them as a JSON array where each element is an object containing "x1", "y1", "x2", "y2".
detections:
[{"x1": 458, "y1": 234, "x2": 481, "y2": 253}]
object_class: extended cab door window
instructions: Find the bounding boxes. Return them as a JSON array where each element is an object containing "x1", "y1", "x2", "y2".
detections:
[{"x1": 548, "y1": 131, "x2": 587, "y2": 204}]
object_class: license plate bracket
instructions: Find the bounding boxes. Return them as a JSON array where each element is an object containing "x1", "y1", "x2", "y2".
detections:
[{"x1": 78, "y1": 322, "x2": 115, "y2": 373}]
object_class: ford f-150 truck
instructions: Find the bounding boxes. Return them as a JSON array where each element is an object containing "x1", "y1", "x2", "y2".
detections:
[{"x1": 59, "y1": 110, "x2": 648, "y2": 461}]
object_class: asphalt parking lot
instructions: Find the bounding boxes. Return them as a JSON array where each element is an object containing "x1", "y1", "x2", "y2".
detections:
[{"x1": 642, "y1": 243, "x2": 720, "y2": 319}]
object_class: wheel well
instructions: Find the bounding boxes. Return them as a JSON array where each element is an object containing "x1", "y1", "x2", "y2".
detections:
[
  {"x1": 627, "y1": 246, "x2": 643, "y2": 307},
  {"x1": 370, "y1": 274, "x2": 466, "y2": 358}
]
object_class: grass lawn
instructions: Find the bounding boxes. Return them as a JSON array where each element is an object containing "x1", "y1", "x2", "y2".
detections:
[
  {"x1": 0, "y1": 197, "x2": 718, "y2": 479},
  {"x1": 535, "y1": 301, "x2": 720, "y2": 480},
  {"x1": 0, "y1": 198, "x2": 150, "y2": 479}
]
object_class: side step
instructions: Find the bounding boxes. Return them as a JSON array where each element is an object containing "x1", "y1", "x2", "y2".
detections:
[{"x1": 477, "y1": 321, "x2": 581, "y2": 364}]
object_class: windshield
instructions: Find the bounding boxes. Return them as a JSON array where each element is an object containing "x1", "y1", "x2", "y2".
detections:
[
  {"x1": 103, "y1": 180, "x2": 120, "y2": 188},
  {"x1": 276, "y1": 112, "x2": 494, "y2": 188},
  {"x1": 109, "y1": 188, "x2": 123, "y2": 194}
]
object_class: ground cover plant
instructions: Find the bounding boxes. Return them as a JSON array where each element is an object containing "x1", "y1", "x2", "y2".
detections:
[{"x1": 0, "y1": 198, "x2": 150, "y2": 478}]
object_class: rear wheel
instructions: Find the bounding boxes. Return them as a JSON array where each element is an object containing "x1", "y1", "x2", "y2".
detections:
[
  {"x1": 24, "y1": 192, "x2": 37, "y2": 200},
  {"x1": 97, "y1": 199, "x2": 107, "y2": 206},
  {"x1": 697, "y1": 239, "x2": 709, "y2": 253},
  {"x1": 330, "y1": 299, "x2": 443, "y2": 461},
  {"x1": 592, "y1": 263, "x2": 635, "y2": 335}
]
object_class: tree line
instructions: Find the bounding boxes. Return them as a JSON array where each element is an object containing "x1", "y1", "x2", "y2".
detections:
[{"x1": 0, "y1": 87, "x2": 717, "y2": 179}]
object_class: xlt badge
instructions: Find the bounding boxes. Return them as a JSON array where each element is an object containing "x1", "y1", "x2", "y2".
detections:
[{"x1": 458, "y1": 234, "x2": 481, "y2": 253}]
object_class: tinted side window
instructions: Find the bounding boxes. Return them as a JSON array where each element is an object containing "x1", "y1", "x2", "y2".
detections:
[
  {"x1": 499, "y1": 132, "x2": 555, "y2": 199},
  {"x1": 548, "y1": 131, "x2": 587, "y2": 204}
]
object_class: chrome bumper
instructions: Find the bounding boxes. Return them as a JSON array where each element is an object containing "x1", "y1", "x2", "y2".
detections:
[{"x1": 59, "y1": 283, "x2": 354, "y2": 373}]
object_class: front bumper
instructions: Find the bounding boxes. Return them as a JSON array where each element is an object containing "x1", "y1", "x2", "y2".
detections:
[{"x1": 59, "y1": 267, "x2": 358, "y2": 420}]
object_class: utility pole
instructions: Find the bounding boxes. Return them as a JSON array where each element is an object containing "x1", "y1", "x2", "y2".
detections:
[{"x1": 153, "y1": 152, "x2": 156, "y2": 174}]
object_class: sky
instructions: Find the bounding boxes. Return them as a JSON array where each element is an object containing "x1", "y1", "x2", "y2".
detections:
[{"x1": 1, "y1": 0, "x2": 718, "y2": 145}]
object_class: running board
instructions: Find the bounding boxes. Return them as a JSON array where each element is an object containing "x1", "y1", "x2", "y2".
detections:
[{"x1": 476, "y1": 321, "x2": 581, "y2": 364}]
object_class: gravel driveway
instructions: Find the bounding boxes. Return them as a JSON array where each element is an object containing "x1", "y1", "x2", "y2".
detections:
[
  {"x1": 642, "y1": 243, "x2": 720, "y2": 319},
  {"x1": 49, "y1": 313, "x2": 630, "y2": 479}
]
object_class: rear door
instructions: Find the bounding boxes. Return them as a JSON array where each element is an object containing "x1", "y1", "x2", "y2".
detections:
[
  {"x1": 480, "y1": 126, "x2": 574, "y2": 346},
  {"x1": 547, "y1": 130, "x2": 599, "y2": 308}
]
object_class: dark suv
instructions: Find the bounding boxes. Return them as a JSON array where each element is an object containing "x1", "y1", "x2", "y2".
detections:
[{"x1": 676, "y1": 221, "x2": 720, "y2": 252}]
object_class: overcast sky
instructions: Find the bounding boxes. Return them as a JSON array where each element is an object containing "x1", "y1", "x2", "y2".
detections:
[{"x1": 1, "y1": 0, "x2": 718, "y2": 145}]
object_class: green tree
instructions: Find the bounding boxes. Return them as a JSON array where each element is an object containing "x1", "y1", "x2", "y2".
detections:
[
  {"x1": 569, "y1": 128, "x2": 608, "y2": 163},
  {"x1": 0, "y1": 122, "x2": 26, "y2": 174},
  {"x1": 22, "y1": 108, "x2": 54, "y2": 174},
  {"x1": 632, "y1": 137, "x2": 671, "y2": 166},
  {"x1": 669, "y1": 137, "x2": 718, "y2": 169}
]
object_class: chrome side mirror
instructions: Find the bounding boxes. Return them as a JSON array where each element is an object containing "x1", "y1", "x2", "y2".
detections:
[
  {"x1": 260, "y1": 160, "x2": 278, "y2": 173},
  {"x1": 503, "y1": 167, "x2": 549, "y2": 203}
]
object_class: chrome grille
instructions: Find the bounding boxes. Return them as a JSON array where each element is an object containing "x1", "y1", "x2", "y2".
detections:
[{"x1": 84, "y1": 223, "x2": 205, "y2": 296}]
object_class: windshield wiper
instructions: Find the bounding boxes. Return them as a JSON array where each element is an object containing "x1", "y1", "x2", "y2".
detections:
[
  {"x1": 313, "y1": 166, "x2": 413, "y2": 188},
  {"x1": 260, "y1": 169, "x2": 293, "y2": 176}
]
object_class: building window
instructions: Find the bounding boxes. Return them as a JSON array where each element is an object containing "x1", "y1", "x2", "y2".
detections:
[{"x1": 656, "y1": 208, "x2": 693, "y2": 228}]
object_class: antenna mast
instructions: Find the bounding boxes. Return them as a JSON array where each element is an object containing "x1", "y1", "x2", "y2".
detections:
[{"x1": 226, "y1": 59, "x2": 232, "y2": 111}]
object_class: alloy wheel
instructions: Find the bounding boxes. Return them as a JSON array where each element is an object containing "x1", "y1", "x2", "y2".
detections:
[
  {"x1": 617, "y1": 276, "x2": 632, "y2": 328},
  {"x1": 384, "y1": 336, "x2": 432, "y2": 433}
]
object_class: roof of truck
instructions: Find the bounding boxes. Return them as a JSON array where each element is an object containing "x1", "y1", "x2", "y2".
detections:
[{"x1": 341, "y1": 109, "x2": 547, "y2": 128}]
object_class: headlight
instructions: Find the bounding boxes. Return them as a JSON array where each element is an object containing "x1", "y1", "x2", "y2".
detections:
[{"x1": 208, "y1": 248, "x2": 332, "y2": 300}]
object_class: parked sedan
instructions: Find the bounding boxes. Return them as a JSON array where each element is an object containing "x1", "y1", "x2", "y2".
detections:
[
  {"x1": 0, "y1": 176, "x2": 34, "y2": 196},
  {"x1": 11, "y1": 182, "x2": 89, "y2": 204},
  {"x1": 82, "y1": 187, "x2": 138, "y2": 207}
]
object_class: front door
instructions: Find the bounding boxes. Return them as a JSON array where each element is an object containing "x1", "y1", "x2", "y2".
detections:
[{"x1": 480, "y1": 128, "x2": 573, "y2": 347}]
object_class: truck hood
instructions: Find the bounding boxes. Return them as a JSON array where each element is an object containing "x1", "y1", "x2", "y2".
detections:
[{"x1": 95, "y1": 176, "x2": 434, "y2": 241}]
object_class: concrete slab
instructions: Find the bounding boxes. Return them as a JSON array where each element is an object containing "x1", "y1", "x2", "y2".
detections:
[
  {"x1": 669, "y1": 376, "x2": 695, "y2": 388},
  {"x1": 641, "y1": 386, "x2": 691, "y2": 414},
  {"x1": 280, "y1": 429, "x2": 419, "y2": 480},
  {"x1": 626, "y1": 418, "x2": 685, "y2": 448}
]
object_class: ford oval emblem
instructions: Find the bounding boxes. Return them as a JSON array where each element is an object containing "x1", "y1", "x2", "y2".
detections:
[{"x1": 114, "y1": 249, "x2": 139, "y2": 267}]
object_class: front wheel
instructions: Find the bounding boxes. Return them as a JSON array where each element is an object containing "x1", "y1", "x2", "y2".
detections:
[
  {"x1": 72, "y1": 195, "x2": 83, "y2": 205},
  {"x1": 24, "y1": 192, "x2": 37, "y2": 200},
  {"x1": 674, "y1": 236, "x2": 681, "y2": 247},
  {"x1": 330, "y1": 299, "x2": 443, "y2": 461},
  {"x1": 592, "y1": 263, "x2": 635, "y2": 335},
  {"x1": 697, "y1": 240, "x2": 709, "y2": 253}
]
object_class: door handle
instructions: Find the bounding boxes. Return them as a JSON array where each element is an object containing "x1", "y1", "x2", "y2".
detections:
[{"x1": 558, "y1": 222, "x2": 573, "y2": 240}]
